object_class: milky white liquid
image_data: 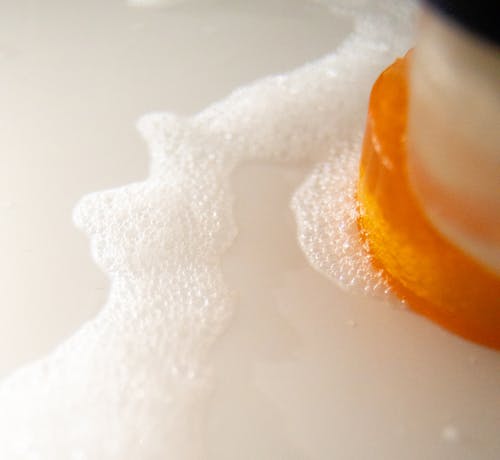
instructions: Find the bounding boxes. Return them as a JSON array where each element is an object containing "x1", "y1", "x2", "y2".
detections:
[{"x1": 0, "y1": 1, "x2": 416, "y2": 458}]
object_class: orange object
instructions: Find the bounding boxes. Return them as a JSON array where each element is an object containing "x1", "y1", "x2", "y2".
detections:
[{"x1": 357, "y1": 52, "x2": 500, "y2": 349}]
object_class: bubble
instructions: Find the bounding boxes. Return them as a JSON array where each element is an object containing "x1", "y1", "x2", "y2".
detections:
[{"x1": 291, "y1": 140, "x2": 393, "y2": 300}]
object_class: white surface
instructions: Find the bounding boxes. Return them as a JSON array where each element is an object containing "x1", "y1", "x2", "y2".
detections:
[{"x1": 0, "y1": 1, "x2": 499, "y2": 459}]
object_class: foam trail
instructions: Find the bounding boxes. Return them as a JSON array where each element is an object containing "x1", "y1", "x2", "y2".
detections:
[{"x1": 0, "y1": 1, "x2": 415, "y2": 458}]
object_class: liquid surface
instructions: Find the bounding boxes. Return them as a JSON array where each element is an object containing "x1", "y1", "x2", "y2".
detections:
[{"x1": 0, "y1": 1, "x2": 499, "y2": 459}]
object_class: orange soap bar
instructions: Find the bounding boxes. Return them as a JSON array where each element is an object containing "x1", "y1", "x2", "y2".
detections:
[{"x1": 357, "y1": 52, "x2": 500, "y2": 349}]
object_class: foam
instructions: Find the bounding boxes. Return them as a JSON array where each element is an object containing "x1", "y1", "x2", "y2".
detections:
[
  {"x1": 0, "y1": 1, "x2": 415, "y2": 458},
  {"x1": 292, "y1": 146, "x2": 392, "y2": 298}
]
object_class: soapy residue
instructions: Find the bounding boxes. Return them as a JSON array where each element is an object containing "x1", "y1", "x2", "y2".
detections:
[{"x1": 0, "y1": 1, "x2": 415, "y2": 458}]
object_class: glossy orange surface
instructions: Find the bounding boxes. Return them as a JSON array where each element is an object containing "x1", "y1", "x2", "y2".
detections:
[{"x1": 357, "y1": 53, "x2": 500, "y2": 349}]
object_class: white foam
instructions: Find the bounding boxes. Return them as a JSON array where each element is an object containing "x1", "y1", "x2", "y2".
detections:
[
  {"x1": 0, "y1": 1, "x2": 415, "y2": 458},
  {"x1": 292, "y1": 146, "x2": 392, "y2": 298}
]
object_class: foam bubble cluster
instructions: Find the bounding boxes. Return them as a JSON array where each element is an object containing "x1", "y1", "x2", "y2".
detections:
[
  {"x1": 0, "y1": 1, "x2": 415, "y2": 458},
  {"x1": 292, "y1": 145, "x2": 392, "y2": 298}
]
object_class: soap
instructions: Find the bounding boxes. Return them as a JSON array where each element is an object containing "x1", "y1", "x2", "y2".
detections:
[{"x1": 357, "y1": 52, "x2": 500, "y2": 349}]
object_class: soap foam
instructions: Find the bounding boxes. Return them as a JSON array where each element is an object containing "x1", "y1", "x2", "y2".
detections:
[
  {"x1": 0, "y1": 1, "x2": 415, "y2": 458},
  {"x1": 292, "y1": 146, "x2": 391, "y2": 298}
]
